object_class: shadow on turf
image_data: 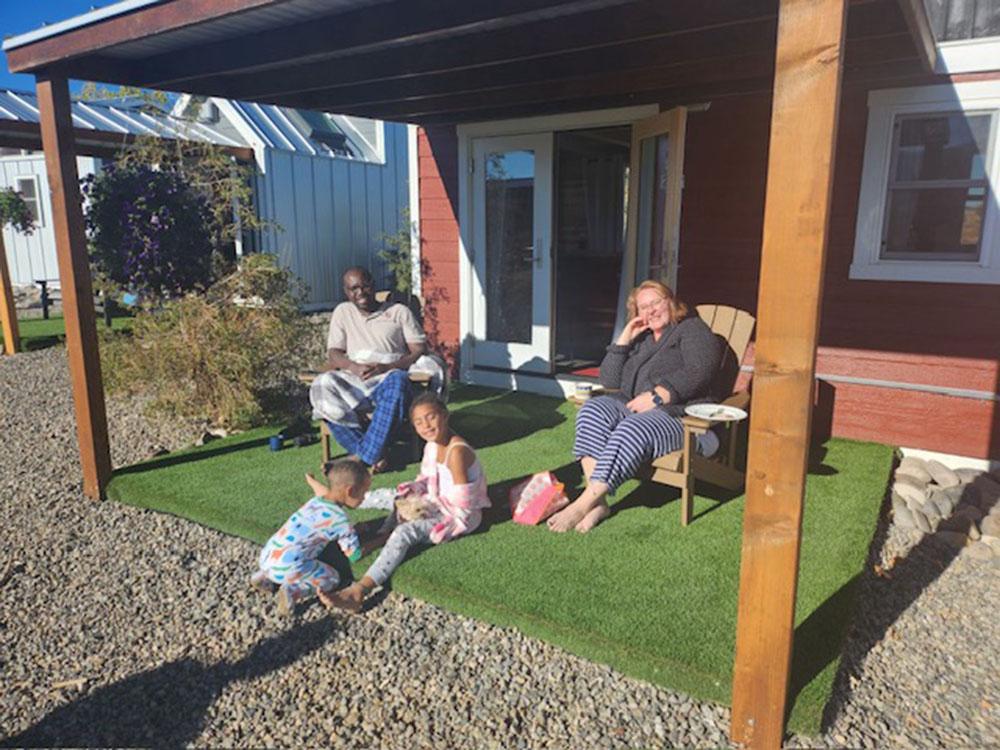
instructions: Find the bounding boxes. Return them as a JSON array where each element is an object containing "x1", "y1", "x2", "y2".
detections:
[
  {"x1": 450, "y1": 389, "x2": 566, "y2": 450},
  {"x1": 112, "y1": 435, "x2": 275, "y2": 476},
  {"x1": 3, "y1": 617, "x2": 339, "y2": 748}
]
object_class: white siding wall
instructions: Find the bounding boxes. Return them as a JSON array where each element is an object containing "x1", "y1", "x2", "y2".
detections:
[
  {"x1": 0, "y1": 154, "x2": 98, "y2": 286},
  {"x1": 256, "y1": 121, "x2": 410, "y2": 308}
]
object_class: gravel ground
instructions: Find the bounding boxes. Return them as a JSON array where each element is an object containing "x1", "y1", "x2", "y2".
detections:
[{"x1": 1, "y1": 347, "x2": 996, "y2": 748}]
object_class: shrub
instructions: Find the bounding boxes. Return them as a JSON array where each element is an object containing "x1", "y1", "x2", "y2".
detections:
[
  {"x1": 378, "y1": 208, "x2": 416, "y2": 299},
  {"x1": 101, "y1": 254, "x2": 311, "y2": 428},
  {"x1": 83, "y1": 163, "x2": 214, "y2": 303},
  {"x1": 0, "y1": 188, "x2": 35, "y2": 235}
]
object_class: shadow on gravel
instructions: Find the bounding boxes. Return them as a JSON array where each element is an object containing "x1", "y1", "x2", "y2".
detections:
[
  {"x1": 816, "y1": 469, "x2": 998, "y2": 734},
  {"x1": 3, "y1": 617, "x2": 339, "y2": 748}
]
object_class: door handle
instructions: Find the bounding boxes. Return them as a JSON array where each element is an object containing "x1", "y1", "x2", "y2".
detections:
[{"x1": 522, "y1": 243, "x2": 543, "y2": 267}]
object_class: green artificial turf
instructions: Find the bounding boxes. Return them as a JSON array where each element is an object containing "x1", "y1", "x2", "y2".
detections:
[
  {"x1": 107, "y1": 385, "x2": 892, "y2": 734},
  {"x1": 1, "y1": 314, "x2": 133, "y2": 350}
]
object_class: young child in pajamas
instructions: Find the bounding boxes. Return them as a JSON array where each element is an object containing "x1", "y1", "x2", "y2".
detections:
[
  {"x1": 252, "y1": 457, "x2": 370, "y2": 615},
  {"x1": 325, "y1": 392, "x2": 490, "y2": 612}
]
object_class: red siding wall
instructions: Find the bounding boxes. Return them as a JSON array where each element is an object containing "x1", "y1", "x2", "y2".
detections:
[
  {"x1": 680, "y1": 84, "x2": 1000, "y2": 460},
  {"x1": 417, "y1": 126, "x2": 461, "y2": 369},
  {"x1": 418, "y1": 81, "x2": 1000, "y2": 459}
]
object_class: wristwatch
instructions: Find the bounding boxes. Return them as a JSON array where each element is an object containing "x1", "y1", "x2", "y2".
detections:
[{"x1": 650, "y1": 389, "x2": 664, "y2": 406}]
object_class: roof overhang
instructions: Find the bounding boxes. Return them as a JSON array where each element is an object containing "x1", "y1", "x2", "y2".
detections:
[{"x1": 5, "y1": 0, "x2": 937, "y2": 125}]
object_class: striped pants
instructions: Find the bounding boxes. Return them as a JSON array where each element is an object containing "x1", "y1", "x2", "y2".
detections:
[{"x1": 573, "y1": 395, "x2": 684, "y2": 491}]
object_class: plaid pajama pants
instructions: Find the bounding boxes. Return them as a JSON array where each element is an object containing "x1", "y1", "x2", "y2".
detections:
[{"x1": 327, "y1": 369, "x2": 413, "y2": 465}]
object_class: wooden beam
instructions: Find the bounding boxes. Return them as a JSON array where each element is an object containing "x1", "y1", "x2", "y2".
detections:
[
  {"x1": 730, "y1": 0, "x2": 847, "y2": 746},
  {"x1": 177, "y1": 0, "x2": 775, "y2": 101},
  {"x1": 144, "y1": 0, "x2": 622, "y2": 88},
  {"x1": 0, "y1": 234, "x2": 20, "y2": 355},
  {"x1": 35, "y1": 76, "x2": 112, "y2": 500},
  {"x1": 264, "y1": 18, "x2": 777, "y2": 110},
  {"x1": 895, "y1": 0, "x2": 937, "y2": 72},
  {"x1": 263, "y1": 25, "x2": 908, "y2": 114},
  {"x1": 332, "y1": 52, "x2": 775, "y2": 120},
  {"x1": 408, "y1": 76, "x2": 774, "y2": 125},
  {"x1": 0, "y1": 120, "x2": 255, "y2": 162},
  {"x1": 218, "y1": 0, "x2": 904, "y2": 105}
]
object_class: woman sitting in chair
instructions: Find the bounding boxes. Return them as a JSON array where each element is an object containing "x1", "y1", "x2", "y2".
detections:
[{"x1": 547, "y1": 280, "x2": 722, "y2": 533}]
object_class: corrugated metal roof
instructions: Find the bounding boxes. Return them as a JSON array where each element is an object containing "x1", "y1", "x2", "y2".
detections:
[
  {"x1": 0, "y1": 89, "x2": 248, "y2": 148},
  {"x1": 217, "y1": 99, "x2": 384, "y2": 161},
  {"x1": 0, "y1": 87, "x2": 385, "y2": 161}
]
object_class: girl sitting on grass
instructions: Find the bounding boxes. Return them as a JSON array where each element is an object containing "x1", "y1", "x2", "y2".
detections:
[{"x1": 322, "y1": 392, "x2": 490, "y2": 612}]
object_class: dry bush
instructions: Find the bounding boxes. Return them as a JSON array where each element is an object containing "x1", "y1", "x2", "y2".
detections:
[{"x1": 102, "y1": 254, "x2": 312, "y2": 428}]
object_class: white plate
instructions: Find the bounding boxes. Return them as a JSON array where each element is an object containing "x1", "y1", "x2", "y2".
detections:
[{"x1": 684, "y1": 403, "x2": 748, "y2": 422}]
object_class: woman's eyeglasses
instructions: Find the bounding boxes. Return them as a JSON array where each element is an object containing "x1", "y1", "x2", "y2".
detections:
[{"x1": 637, "y1": 297, "x2": 667, "y2": 314}]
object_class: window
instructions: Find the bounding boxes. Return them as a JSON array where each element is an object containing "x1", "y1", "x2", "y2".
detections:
[
  {"x1": 329, "y1": 115, "x2": 385, "y2": 163},
  {"x1": 15, "y1": 176, "x2": 42, "y2": 226},
  {"x1": 851, "y1": 82, "x2": 1000, "y2": 284}
]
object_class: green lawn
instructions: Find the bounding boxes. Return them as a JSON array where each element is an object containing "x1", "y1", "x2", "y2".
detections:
[
  {"x1": 107, "y1": 385, "x2": 892, "y2": 735},
  {"x1": 1, "y1": 314, "x2": 133, "y2": 350}
]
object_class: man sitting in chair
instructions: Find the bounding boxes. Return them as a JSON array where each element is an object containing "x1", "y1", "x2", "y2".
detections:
[{"x1": 310, "y1": 266, "x2": 443, "y2": 472}]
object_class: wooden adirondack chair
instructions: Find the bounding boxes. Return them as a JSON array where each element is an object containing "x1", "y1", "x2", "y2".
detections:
[{"x1": 640, "y1": 304, "x2": 756, "y2": 526}]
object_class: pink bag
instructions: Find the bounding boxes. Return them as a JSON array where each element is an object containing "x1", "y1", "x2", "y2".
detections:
[{"x1": 509, "y1": 471, "x2": 569, "y2": 526}]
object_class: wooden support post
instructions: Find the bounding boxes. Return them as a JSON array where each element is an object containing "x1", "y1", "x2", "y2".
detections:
[
  {"x1": 0, "y1": 234, "x2": 20, "y2": 354},
  {"x1": 730, "y1": 0, "x2": 847, "y2": 747},
  {"x1": 36, "y1": 76, "x2": 112, "y2": 500}
]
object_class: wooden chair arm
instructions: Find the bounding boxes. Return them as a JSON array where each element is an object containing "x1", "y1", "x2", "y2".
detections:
[
  {"x1": 299, "y1": 368, "x2": 432, "y2": 386},
  {"x1": 681, "y1": 415, "x2": 711, "y2": 434},
  {"x1": 298, "y1": 369, "x2": 321, "y2": 384},
  {"x1": 722, "y1": 391, "x2": 750, "y2": 410}
]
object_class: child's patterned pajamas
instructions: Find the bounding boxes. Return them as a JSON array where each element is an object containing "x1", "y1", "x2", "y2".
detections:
[{"x1": 257, "y1": 496, "x2": 361, "y2": 602}]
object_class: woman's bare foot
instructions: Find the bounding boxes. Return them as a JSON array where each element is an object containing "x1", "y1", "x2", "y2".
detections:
[
  {"x1": 318, "y1": 584, "x2": 364, "y2": 613},
  {"x1": 546, "y1": 500, "x2": 591, "y2": 532},
  {"x1": 575, "y1": 501, "x2": 610, "y2": 533}
]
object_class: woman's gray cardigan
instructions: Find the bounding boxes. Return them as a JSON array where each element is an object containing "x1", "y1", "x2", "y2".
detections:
[{"x1": 599, "y1": 316, "x2": 722, "y2": 417}]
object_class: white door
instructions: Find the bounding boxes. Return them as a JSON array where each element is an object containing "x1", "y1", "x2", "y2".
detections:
[
  {"x1": 613, "y1": 108, "x2": 687, "y2": 336},
  {"x1": 470, "y1": 134, "x2": 553, "y2": 372},
  {"x1": 624, "y1": 108, "x2": 687, "y2": 288}
]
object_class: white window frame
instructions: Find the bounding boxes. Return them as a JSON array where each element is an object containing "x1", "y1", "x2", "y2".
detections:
[
  {"x1": 329, "y1": 115, "x2": 386, "y2": 164},
  {"x1": 851, "y1": 81, "x2": 1000, "y2": 284},
  {"x1": 15, "y1": 175, "x2": 43, "y2": 227}
]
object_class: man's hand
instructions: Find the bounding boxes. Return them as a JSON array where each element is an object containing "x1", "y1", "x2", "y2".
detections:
[
  {"x1": 343, "y1": 361, "x2": 370, "y2": 378},
  {"x1": 359, "y1": 362, "x2": 396, "y2": 379}
]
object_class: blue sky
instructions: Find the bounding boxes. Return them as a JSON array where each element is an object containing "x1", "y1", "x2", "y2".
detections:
[{"x1": 1, "y1": 1, "x2": 110, "y2": 94}]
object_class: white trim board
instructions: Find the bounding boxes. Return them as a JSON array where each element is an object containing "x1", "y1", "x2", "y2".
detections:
[
  {"x1": 936, "y1": 37, "x2": 1000, "y2": 75},
  {"x1": 850, "y1": 80, "x2": 1000, "y2": 285},
  {"x1": 457, "y1": 105, "x2": 658, "y2": 139},
  {"x1": 407, "y1": 124, "x2": 422, "y2": 298}
]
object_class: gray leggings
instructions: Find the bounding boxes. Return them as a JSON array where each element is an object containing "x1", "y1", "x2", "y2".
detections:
[{"x1": 366, "y1": 513, "x2": 437, "y2": 585}]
